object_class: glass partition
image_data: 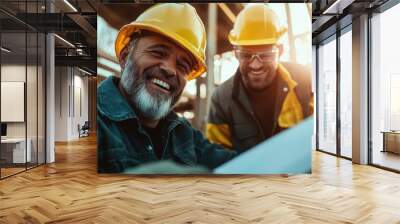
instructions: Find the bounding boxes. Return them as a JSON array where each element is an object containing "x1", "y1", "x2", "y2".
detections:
[
  {"x1": 38, "y1": 32, "x2": 45, "y2": 165},
  {"x1": 1, "y1": 30, "x2": 28, "y2": 177},
  {"x1": 0, "y1": 1, "x2": 46, "y2": 179},
  {"x1": 27, "y1": 31, "x2": 38, "y2": 169}
]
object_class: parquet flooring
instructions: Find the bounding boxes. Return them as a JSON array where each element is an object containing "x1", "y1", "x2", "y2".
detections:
[
  {"x1": 1, "y1": 135, "x2": 400, "y2": 223},
  {"x1": 1, "y1": 167, "x2": 26, "y2": 178}
]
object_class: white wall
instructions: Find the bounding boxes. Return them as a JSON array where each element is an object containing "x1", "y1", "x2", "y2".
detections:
[
  {"x1": 54, "y1": 67, "x2": 89, "y2": 141},
  {"x1": 1, "y1": 65, "x2": 25, "y2": 134},
  {"x1": 72, "y1": 73, "x2": 89, "y2": 138},
  {"x1": 1, "y1": 63, "x2": 46, "y2": 164},
  {"x1": 1, "y1": 65, "x2": 36, "y2": 138},
  {"x1": 55, "y1": 66, "x2": 69, "y2": 141}
]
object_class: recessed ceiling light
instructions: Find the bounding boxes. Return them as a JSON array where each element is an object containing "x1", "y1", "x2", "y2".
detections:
[
  {"x1": 78, "y1": 67, "x2": 93, "y2": 76},
  {"x1": 322, "y1": 0, "x2": 354, "y2": 15},
  {"x1": 1, "y1": 47, "x2": 11, "y2": 53},
  {"x1": 63, "y1": 0, "x2": 78, "y2": 12},
  {"x1": 54, "y1": 34, "x2": 75, "y2": 48}
]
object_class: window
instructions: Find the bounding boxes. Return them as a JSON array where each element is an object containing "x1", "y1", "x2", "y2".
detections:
[
  {"x1": 317, "y1": 36, "x2": 337, "y2": 154},
  {"x1": 371, "y1": 3, "x2": 400, "y2": 171},
  {"x1": 339, "y1": 29, "x2": 352, "y2": 158}
]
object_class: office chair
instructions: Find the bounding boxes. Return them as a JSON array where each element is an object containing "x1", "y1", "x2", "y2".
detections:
[{"x1": 78, "y1": 121, "x2": 90, "y2": 138}]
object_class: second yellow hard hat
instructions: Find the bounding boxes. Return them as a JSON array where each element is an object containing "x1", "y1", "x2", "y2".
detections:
[{"x1": 229, "y1": 4, "x2": 287, "y2": 46}]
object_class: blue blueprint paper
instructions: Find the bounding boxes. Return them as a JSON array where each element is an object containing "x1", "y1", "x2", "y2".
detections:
[{"x1": 214, "y1": 116, "x2": 313, "y2": 174}]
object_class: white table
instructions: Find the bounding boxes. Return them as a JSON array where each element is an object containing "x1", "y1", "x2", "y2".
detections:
[{"x1": 1, "y1": 138, "x2": 31, "y2": 163}]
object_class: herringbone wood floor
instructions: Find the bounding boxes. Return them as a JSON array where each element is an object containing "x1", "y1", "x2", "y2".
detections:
[{"x1": 1, "y1": 135, "x2": 400, "y2": 224}]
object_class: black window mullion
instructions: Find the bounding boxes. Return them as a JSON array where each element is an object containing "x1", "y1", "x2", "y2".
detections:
[
  {"x1": 367, "y1": 10, "x2": 373, "y2": 165},
  {"x1": 25, "y1": 0, "x2": 28, "y2": 171},
  {"x1": 44, "y1": 0, "x2": 48, "y2": 165},
  {"x1": 316, "y1": 44, "x2": 320, "y2": 150},
  {"x1": 336, "y1": 29, "x2": 341, "y2": 157},
  {"x1": 0, "y1": 21, "x2": 2, "y2": 179},
  {"x1": 36, "y1": 0, "x2": 39, "y2": 168}
]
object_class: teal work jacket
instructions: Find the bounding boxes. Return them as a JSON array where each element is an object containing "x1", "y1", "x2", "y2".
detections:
[{"x1": 97, "y1": 76, "x2": 236, "y2": 173}]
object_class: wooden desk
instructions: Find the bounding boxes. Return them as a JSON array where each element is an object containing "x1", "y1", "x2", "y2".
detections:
[
  {"x1": 1, "y1": 138, "x2": 31, "y2": 163},
  {"x1": 381, "y1": 131, "x2": 400, "y2": 154}
]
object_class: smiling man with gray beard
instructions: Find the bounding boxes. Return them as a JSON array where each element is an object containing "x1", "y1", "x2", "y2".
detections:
[
  {"x1": 97, "y1": 3, "x2": 236, "y2": 173},
  {"x1": 119, "y1": 42, "x2": 173, "y2": 121}
]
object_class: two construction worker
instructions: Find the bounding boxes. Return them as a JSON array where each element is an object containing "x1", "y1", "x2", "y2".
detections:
[{"x1": 97, "y1": 3, "x2": 313, "y2": 173}]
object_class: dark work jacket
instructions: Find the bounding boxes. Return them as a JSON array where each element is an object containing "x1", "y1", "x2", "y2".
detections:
[
  {"x1": 206, "y1": 62, "x2": 313, "y2": 153},
  {"x1": 97, "y1": 76, "x2": 236, "y2": 173}
]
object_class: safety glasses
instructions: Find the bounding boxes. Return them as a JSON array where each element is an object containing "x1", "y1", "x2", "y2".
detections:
[{"x1": 234, "y1": 49, "x2": 278, "y2": 63}]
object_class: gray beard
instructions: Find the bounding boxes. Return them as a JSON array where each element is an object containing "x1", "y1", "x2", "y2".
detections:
[{"x1": 120, "y1": 57, "x2": 172, "y2": 120}]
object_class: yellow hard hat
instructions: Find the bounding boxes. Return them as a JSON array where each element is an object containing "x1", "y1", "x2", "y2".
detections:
[
  {"x1": 229, "y1": 4, "x2": 287, "y2": 46},
  {"x1": 115, "y1": 3, "x2": 207, "y2": 80}
]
